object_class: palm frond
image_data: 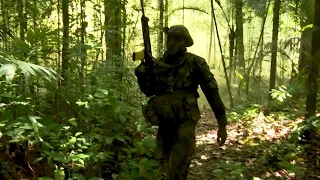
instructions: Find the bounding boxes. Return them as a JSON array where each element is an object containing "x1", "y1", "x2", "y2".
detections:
[{"x1": 0, "y1": 50, "x2": 58, "y2": 82}]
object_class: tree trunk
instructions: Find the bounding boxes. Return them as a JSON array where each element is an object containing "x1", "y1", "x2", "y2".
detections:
[
  {"x1": 245, "y1": 0, "x2": 270, "y2": 97},
  {"x1": 104, "y1": 0, "x2": 122, "y2": 76},
  {"x1": 164, "y1": 0, "x2": 169, "y2": 44},
  {"x1": 298, "y1": 0, "x2": 315, "y2": 72},
  {"x1": 268, "y1": 0, "x2": 281, "y2": 101},
  {"x1": 228, "y1": 27, "x2": 235, "y2": 84},
  {"x1": 80, "y1": 0, "x2": 87, "y2": 98},
  {"x1": 157, "y1": 0, "x2": 164, "y2": 56},
  {"x1": 18, "y1": 0, "x2": 25, "y2": 41},
  {"x1": 61, "y1": 0, "x2": 70, "y2": 83},
  {"x1": 212, "y1": 1, "x2": 234, "y2": 107},
  {"x1": 1, "y1": 0, "x2": 8, "y2": 50},
  {"x1": 235, "y1": 0, "x2": 245, "y2": 71},
  {"x1": 306, "y1": 0, "x2": 320, "y2": 118},
  {"x1": 208, "y1": 0, "x2": 215, "y2": 64},
  {"x1": 258, "y1": 18, "x2": 264, "y2": 78}
]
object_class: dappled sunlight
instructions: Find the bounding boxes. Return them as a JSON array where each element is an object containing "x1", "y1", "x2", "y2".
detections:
[{"x1": 188, "y1": 110, "x2": 308, "y2": 180}]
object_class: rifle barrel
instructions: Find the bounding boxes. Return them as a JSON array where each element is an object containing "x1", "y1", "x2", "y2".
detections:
[{"x1": 140, "y1": 0, "x2": 145, "y2": 15}]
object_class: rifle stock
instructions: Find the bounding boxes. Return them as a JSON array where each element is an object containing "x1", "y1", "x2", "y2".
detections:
[{"x1": 132, "y1": 0, "x2": 153, "y2": 65}]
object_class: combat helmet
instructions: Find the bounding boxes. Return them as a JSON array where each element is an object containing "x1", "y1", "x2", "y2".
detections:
[{"x1": 164, "y1": 25, "x2": 194, "y2": 47}]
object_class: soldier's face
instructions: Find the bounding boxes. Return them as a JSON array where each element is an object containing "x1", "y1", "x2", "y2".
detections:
[{"x1": 166, "y1": 35, "x2": 185, "y2": 55}]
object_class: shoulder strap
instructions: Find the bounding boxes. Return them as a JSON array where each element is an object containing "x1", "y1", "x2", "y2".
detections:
[{"x1": 155, "y1": 53, "x2": 189, "y2": 68}]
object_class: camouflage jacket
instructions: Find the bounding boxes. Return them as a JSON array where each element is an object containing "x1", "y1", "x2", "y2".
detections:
[{"x1": 135, "y1": 50, "x2": 227, "y2": 127}]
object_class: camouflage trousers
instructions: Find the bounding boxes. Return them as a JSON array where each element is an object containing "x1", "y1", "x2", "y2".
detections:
[{"x1": 157, "y1": 118, "x2": 197, "y2": 180}]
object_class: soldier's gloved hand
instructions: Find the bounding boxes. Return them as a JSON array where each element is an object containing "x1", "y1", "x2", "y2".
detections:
[
  {"x1": 217, "y1": 125, "x2": 227, "y2": 146},
  {"x1": 143, "y1": 53, "x2": 155, "y2": 66}
]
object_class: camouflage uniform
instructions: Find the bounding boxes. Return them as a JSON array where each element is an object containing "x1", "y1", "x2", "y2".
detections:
[{"x1": 135, "y1": 25, "x2": 227, "y2": 180}]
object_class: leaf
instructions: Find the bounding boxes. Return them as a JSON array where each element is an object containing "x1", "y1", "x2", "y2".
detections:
[
  {"x1": 0, "y1": 64, "x2": 16, "y2": 83},
  {"x1": 54, "y1": 169, "x2": 65, "y2": 180},
  {"x1": 88, "y1": 177, "x2": 104, "y2": 180},
  {"x1": 29, "y1": 116, "x2": 44, "y2": 127},
  {"x1": 68, "y1": 118, "x2": 77, "y2": 126},
  {"x1": 69, "y1": 137, "x2": 77, "y2": 144},
  {"x1": 42, "y1": 141, "x2": 54, "y2": 149},
  {"x1": 32, "y1": 157, "x2": 44, "y2": 164},
  {"x1": 105, "y1": 137, "x2": 114, "y2": 145},
  {"x1": 76, "y1": 154, "x2": 90, "y2": 159},
  {"x1": 213, "y1": 169, "x2": 225, "y2": 178},
  {"x1": 97, "y1": 89, "x2": 108, "y2": 96},
  {"x1": 301, "y1": 24, "x2": 313, "y2": 32},
  {"x1": 253, "y1": 177, "x2": 262, "y2": 180},
  {"x1": 75, "y1": 132, "x2": 82, "y2": 137},
  {"x1": 14, "y1": 59, "x2": 57, "y2": 81},
  {"x1": 38, "y1": 177, "x2": 54, "y2": 180},
  {"x1": 112, "y1": 174, "x2": 118, "y2": 179},
  {"x1": 72, "y1": 173, "x2": 85, "y2": 180},
  {"x1": 29, "y1": 116, "x2": 43, "y2": 134},
  {"x1": 277, "y1": 161, "x2": 302, "y2": 173},
  {"x1": 76, "y1": 100, "x2": 89, "y2": 108},
  {"x1": 119, "y1": 115, "x2": 126, "y2": 123}
]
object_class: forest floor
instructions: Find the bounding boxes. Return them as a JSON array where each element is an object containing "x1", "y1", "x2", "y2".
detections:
[{"x1": 187, "y1": 110, "x2": 317, "y2": 180}]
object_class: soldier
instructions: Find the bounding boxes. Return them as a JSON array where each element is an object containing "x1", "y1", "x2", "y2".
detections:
[{"x1": 135, "y1": 25, "x2": 227, "y2": 180}]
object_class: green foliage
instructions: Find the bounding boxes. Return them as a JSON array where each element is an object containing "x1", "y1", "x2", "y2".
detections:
[
  {"x1": 270, "y1": 85, "x2": 292, "y2": 104},
  {"x1": 0, "y1": 49, "x2": 159, "y2": 179},
  {"x1": 213, "y1": 160, "x2": 247, "y2": 179},
  {"x1": 0, "y1": 50, "x2": 57, "y2": 82},
  {"x1": 261, "y1": 142, "x2": 304, "y2": 175},
  {"x1": 229, "y1": 103, "x2": 260, "y2": 122}
]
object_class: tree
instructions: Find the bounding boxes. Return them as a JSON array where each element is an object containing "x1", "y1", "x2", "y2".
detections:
[
  {"x1": 61, "y1": 0, "x2": 70, "y2": 83},
  {"x1": 235, "y1": 0, "x2": 245, "y2": 71},
  {"x1": 306, "y1": 0, "x2": 320, "y2": 118},
  {"x1": 268, "y1": 0, "x2": 281, "y2": 101},
  {"x1": 157, "y1": 0, "x2": 164, "y2": 56},
  {"x1": 298, "y1": 0, "x2": 315, "y2": 72}
]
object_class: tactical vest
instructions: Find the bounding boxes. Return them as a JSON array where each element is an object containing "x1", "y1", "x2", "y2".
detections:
[
  {"x1": 152, "y1": 52, "x2": 199, "y2": 95},
  {"x1": 142, "y1": 53, "x2": 201, "y2": 125}
]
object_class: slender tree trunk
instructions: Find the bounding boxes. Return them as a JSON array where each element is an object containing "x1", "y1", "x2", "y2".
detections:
[
  {"x1": 61, "y1": 0, "x2": 70, "y2": 83},
  {"x1": 306, "y1": 0, "x2": 320, "y2": 118},
  {"x1": 18, "y1": 0, "x2": 25, "y2": 41},
  {"x1": 164, "y1": 0, "x2": 169, "y2": 44},
  {"x1": 208, "y1": 0, "x2": 214, "y2": 64},
  {"x1": 259, "y1": 17, "x2": 264, "y2": 78},
  {"x1": 298, "y1": 31, "x2": 311, "y2": 71},
  {"x1": 245, "y1": 0, "x2": 270, "y2": 97},
  {"x1": 235, "y1": 0, "x2": 245, "y2": 71},
  {"x1": 212, "y1": 2, "x2": 233, "y2": 107},
  {"x1": 104, "y1": 0, "x2": 110, "y2": 61},
  {"x1": 268, "y1": 0, "x2": 281, "y2": 101},
  {"x1": 120, "y1": 0, "x2": 126, "y2": 85},
  {"x1": 157, "y1": 0, "x2": 164, "y2": 56},
  {"x1": 80, "y1": 0, "x2": 87, "y2": 98},
  {"x1": 228, "y1": 27, "x2": 235, "y2": 83},
  {"x1": 1, "y1": 0, "x2": 8, "y2": 50},
  {"x1": 54, "y1": 0, "x2": 61, "y2": 117}
]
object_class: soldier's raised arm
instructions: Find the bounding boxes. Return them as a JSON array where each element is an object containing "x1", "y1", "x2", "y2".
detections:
[{"x1": 194, "y1": 56, "x2": 227, "y2": 145}]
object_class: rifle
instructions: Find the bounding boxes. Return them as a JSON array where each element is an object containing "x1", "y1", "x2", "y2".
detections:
[{"x1": 132, "y1": 0, "x2": 153, "y2": 66}]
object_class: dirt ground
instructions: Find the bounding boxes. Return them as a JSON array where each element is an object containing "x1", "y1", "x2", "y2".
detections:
[{"x1": 188, "y1": 111, "x2": 310, "y2": 180}]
